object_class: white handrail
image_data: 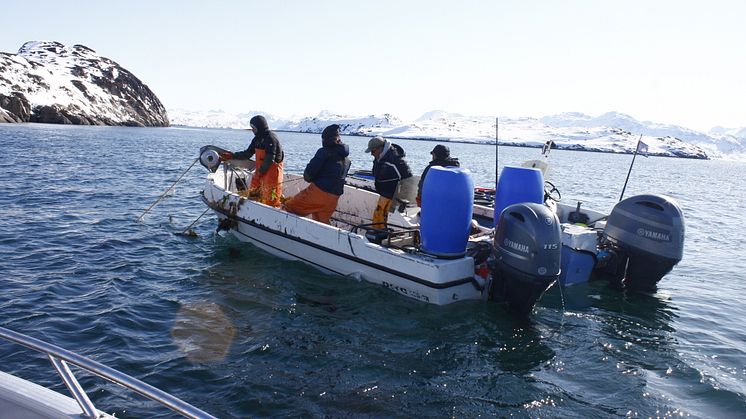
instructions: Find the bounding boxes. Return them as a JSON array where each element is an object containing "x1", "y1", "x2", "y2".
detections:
[{"x1": 0, "y1": 326, "x2": 216, "y2": 419}]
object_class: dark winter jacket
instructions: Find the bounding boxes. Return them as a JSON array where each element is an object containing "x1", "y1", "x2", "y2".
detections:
[
  {"x1": 372, "y1": 142, "x2": 413, "y2": 199},
  {"x1": 417, "y1": 157, "x2": 460, "y2": 200},
  {"x1": 233, "y1": 115, "x2": 284, "y2": 174},
  {"x1": 304, "y1": 143, "x2": 351, "y2": 196}
]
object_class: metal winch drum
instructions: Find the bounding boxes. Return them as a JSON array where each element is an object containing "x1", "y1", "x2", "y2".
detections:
[{"x1": 199, "y1": 145, "x2": 232, "y2": 173}]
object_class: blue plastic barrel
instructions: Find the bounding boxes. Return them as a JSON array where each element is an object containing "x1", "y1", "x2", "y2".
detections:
[
  {"x1": 420, "y1": 166, "x2": 474, "y2": 257},
  {"x1": 493, "y1": 166, "x2": 544, "y2": 226}
]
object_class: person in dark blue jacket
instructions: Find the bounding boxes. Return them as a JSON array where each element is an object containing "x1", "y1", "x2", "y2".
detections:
[
  {"x1": 416, "y1": 144, "x2": 460, "y2": 206},
  {"x1": 284, "y1": 124, "x2": 351, "y2": 224},
  {"x1": 365, "y1": 136, "x2": 414, "y2": 228}
]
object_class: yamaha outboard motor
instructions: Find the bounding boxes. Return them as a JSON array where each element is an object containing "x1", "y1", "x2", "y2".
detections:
[
  {"x1": 597, "y1": 194, "x2": 685, "y2": 291},
  {"x1": 490, "y1": 203, "x2": 561, "y2": 316}
]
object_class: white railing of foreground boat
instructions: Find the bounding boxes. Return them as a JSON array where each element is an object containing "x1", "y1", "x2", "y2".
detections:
[{"x1": 0, "y1": 326, "x2": 216, "y2": 419}]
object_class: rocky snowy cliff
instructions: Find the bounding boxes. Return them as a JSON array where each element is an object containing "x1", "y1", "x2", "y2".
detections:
[{"x1": 0, "y1": 41, "x2": 168, "y2": 126}]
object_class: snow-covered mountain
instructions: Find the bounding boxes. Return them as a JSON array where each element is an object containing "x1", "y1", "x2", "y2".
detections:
[
  {"x1": 168, "y1": 108, "x2": 285, "y2": 131},
  {"x1": 170, "y1": 108, "x2": 726, "y2": 159},
  {"x1": 1, "y1": 40, "x2": 740, "y2": 159},
  {"x1": 0, "y1": 41, "x2": 168, "y2": 126},
  {"x1": 541, "y1": 112, "x2": 746, "y2": 158},
  {"x1": 282, "y1": 111, "x2": 404, "y2": 135}
]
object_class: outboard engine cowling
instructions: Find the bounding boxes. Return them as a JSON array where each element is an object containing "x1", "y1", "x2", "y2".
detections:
[
  {"x1": 490, "y1": 202, "x2": 561, "y2": 315},
  {"x1": 599, "y1": 194, "x2": 685, "y2": 291}
]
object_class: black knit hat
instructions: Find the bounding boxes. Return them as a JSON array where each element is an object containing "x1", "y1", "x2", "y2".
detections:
[
  {"x1": 321, "y1": 124, "x2": 340, "y2": 141},
  {"x1": 431, "y1": 144, "x2": 450, "y2": 159},
  {"x1": 249, "y1": 115, "x2": 269, "y2": 132}
]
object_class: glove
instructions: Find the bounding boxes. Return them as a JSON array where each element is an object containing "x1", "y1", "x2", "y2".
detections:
[{"x1": 219, "y1": 151, "x2": 233, "y2": 160}]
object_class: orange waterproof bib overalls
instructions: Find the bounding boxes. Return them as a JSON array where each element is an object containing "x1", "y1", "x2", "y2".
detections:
[{"x1": 250, "y1": 148, "x2": 283, "y2": 207}]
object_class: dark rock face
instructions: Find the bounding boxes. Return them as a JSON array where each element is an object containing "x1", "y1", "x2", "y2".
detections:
[
  {"x1": 0, "y1": 92, "x2": 31, "y2": 122},
  {"x1": 0, "y1": 41, "x2": 169, "y2": 127}
]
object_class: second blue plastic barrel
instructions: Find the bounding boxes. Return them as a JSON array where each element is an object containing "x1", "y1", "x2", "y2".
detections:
[
  {"x1": 493, "y1": 166, "x2": 544, "y2": 226},
  {"x1": 420, "y1": 166, "x2": 474, "y2": 257}
]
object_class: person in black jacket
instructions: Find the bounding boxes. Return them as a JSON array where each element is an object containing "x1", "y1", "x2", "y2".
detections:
[
  {"x1": 365, "y1": 136, "x2": 414, "y2": 228},
  {"x1": 416, "y1": 144, "x2": 460, "y2": 206},
  {"x1": 284, "y1": 124, "x2": 351, "y2": 224},
  {"x1": 220, "y1": 115, "x2": 284, "y2": 207}
]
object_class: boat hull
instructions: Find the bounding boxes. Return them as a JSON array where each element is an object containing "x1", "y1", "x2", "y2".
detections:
[{"x1": 203, "y1": 169, "x2": 485, "y2": 305}]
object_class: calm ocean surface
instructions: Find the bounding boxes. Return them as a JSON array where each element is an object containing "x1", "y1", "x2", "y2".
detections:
[{"x1": 1, "y1": 123, "x2": 745, "y2": 418}]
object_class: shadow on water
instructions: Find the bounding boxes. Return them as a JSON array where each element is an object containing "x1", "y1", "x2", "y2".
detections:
[
  {"x1": 541, "y1": 280, "x2": 678, "y2": 332},
  {"x1": 198, "y1": 233, "x2": 746, "y2": 418},
  {"x1": 183, "y1": 234, "x2": 565, "y2": 417},
  {"x1": 534, "y1": 280, "x2": 746, "y2": 418}
]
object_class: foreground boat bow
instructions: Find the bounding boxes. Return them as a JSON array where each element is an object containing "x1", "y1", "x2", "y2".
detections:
[{"x1": 0, "y1": 326, "x2": 215, "y2": 418}]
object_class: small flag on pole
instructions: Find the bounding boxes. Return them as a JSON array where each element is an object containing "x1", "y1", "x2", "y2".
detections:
[
  {"x1": 636, "y1": 140, "x2": 649, "y2": 157},
  {"x1": 541, "y1": 140, "x2": 554, "y2": 156}
]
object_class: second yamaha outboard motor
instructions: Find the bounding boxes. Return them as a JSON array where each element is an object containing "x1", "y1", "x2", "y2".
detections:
[
  {"x1": 597, "y1": 194, "x2": 685, "y2": 291},
  {"x1": 490, "y1": 203, "x2": 561, "y2": 316}
]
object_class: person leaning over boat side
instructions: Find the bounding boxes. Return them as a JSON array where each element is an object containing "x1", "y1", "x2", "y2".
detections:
[
  {"x1": 283, "y1": 124, "x2": 351, "y2": 224},
  {"x1": 416, "y1": 144, "x2": 460, "y2": 207},
  {"x1": 220, "y1": 115, "x2": 284, "y2": 207},
  {"x1": 366, "y1": 136, "x2": 414, "y2": 228}
]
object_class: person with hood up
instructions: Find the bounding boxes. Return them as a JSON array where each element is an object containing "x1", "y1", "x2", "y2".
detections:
[
  {"x1": 220, "y1": 115, "x2": 284, "y2": 207},
  {"x1": 365, "y1": 136, "x2": 414, "y2": 228},
  {"x1": 283, "y1": 124, "x2": 351, "y2": 224},
  {"x1": 416, "y1": 144, "x2": 460, "y2": 207}
]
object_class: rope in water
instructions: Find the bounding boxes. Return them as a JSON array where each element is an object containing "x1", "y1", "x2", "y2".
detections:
[{"x1": 137, "y1": 158, "x2": 199, "y2": 222}]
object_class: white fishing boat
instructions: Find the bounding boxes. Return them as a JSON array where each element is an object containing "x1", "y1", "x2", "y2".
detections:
[
  {"x1": 198, "y1": 141, "x2": 685, "y2": 315},
  {"x1": 0, "y1": 326, "x2": 215, "y2": 419},
  {"x1": 199, "y1": 146, "x2": 563, "y2": 315}
]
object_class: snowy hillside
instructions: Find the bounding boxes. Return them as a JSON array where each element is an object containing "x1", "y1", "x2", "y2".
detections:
[
  {"x1": 170, "y1": 108, "x2": 724, "y2": 159},
  {"x1": 0, "y1": 41, "x2": 168, "y2": 126}
]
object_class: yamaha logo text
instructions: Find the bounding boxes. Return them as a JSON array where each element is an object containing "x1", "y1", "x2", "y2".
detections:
[
  {"x1": 504, "y1": 238, "x2": 529, "y2": 253},
  {"x1": 636, "y1": 227, "x2": 671, "y2": 241}
]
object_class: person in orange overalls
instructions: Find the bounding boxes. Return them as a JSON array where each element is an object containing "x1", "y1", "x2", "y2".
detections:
[
  {"x1": 284, "y1": 124, "x2": 351, "y2": 224},
  {"x1": 220, "y1": 115, "x2": 284, "y2": 207}
]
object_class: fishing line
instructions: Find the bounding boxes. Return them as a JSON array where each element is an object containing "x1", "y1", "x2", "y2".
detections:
[
  {"x1": 137, "y1": 157, "x2": 199, "y2": 222},
  {"x1": 557, "y1": 280, "x2": 566, "y2": 323},
  {"x1": 178, "y1": 207, "x2": 211, "y2": 236}
]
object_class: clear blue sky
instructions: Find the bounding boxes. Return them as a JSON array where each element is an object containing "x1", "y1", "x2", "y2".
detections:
[{"x1": 2, "y1": 0, "x2": 743, "y2": 131}]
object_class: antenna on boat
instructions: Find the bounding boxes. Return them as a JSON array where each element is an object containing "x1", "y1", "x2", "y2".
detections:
[
  {"x1": 137, "y1": 158, "x2": 199, "y2": 222},
  {"x1": 495, "y1": 117, "x2": 499, "y2": 188},
  {"x1": 619, "y1": 134, "x2": 647, "y2": 202}
]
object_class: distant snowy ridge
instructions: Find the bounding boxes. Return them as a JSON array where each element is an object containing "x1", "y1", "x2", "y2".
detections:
[
  {"x1": 170, "y1": 109, "x2": 730, "y2": 159},
  {"x1": 0, "y1": 41, "x2": 168, "y2": 126}
]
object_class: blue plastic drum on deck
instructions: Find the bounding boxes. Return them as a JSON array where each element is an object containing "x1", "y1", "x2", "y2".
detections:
[
  {"x1": 420, "y1": 166, "x2": 474, "y2": 257},
  {"x1": 493, "y1": 166, "x2": 544, "y2": 226}
]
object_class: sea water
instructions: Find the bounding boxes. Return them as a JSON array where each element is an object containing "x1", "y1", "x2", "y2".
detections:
[{"x1": 0, "y1": 123, "x2": 744, "y2": 417}]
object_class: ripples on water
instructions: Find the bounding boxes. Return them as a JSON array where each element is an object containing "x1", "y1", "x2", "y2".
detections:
[{"x1": 0, "y1": 124, "x2": 745, "y2": 417}]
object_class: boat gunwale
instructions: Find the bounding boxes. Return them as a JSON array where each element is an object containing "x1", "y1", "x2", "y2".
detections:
[{"x1": 201, "y1": 191, "x2": 481, "y2": 292}]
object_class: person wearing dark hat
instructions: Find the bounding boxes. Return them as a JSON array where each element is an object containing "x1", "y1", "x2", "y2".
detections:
[
  {"x1": 220, "y1": 115, "x2": 284, "y2": 207},
  {"x1": 365, "y1": 136, "x2": 414, "y2": 228},
  {"x1": 416, "y1": 144, "x2": 460, "y2": 206},
  {"x1": 283, "y1": 124, "x2": 351, "y2": 224}
]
